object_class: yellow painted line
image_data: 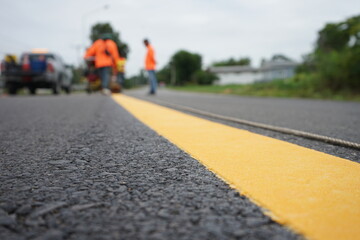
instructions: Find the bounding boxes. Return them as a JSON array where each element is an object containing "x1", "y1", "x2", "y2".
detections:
[{"x1": 112, "y1": 94, "x2": 360, "y2": 240}]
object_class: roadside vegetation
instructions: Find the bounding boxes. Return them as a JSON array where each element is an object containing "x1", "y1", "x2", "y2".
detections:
[
  {"x1": 168, "y1": 78, "x2": 360, "y2": 101},
  {"x1": 164, "y1": 15, "x2": 360, "y2": 101}
]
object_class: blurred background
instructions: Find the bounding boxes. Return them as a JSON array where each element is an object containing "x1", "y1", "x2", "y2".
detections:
[{"x1": 0, "y1": 0, "x2": 359, "y2": 98}]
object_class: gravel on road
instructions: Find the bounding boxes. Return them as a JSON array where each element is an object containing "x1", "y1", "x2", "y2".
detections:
[{"x1": 0, "y1": 95, "x2": 300, "y2": 240}]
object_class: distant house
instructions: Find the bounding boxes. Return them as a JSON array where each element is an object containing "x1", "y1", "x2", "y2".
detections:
[
  {"x1": 209, "y1": 55, "x2": 298, "y2": 85},
  {"x1": 260, "y1": 56, "x2": 298, "y2": 82},
  {"x1": 208, "y1": 66, "x2": 261, "y2": 85}
]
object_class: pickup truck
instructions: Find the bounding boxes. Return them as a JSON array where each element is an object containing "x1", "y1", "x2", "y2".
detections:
[{"x1": 0, "y1": 51, "x2": 72, "y2": 95}]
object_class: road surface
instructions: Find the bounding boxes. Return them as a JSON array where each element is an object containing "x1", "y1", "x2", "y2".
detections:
[
  {"x1": 0, "y1": 94, "x2": 299, "y2": 240},
  {"x1": 128, "y1": 88, "x2": 360, "y2": 142},
  {"x1": 1, "y1": 91, "x2": 359, "y2": 240},
  {"x1": 127, "y1": 88, "x2": 360, "y2": 162}
]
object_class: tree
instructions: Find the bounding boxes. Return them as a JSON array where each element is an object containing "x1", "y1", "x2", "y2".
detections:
[
  {"x1": 316, "y1": 15, "x2": 360, "y2": 90},
  {"x1": 295, "y1": 53, "x2": 316, "y2": 74},
  {"x1": 171, "y1": 50, "x2": 202, "y2": 85},
  {"x1": 156, "y1": 64, "x2": 171, "y2": 85},
  {"x1": 316, "y1": 23, "x2": 350, "y2": 52},
  {"x1": 192, "y1": 70, "x2": 218, "y2": 85},
  {"x1": 156, "y1": 50, "x2": 217, "y2": 85},
  {"x1": 212, "y1": 57, "x2": 251, "y2": 67},
  {"x1": 297, "y1": 14, "x2": 360, "y2": 91},
  {"x1": 89, "y1": 22, "x2": 130, "y2": 58},
  {"x1": 271, "y1": 54, "x2": 292, "y2": 61},
  {"x1": 316, "y1": 15, "x2": 360, "y2": 53},
  {"x1": 124, "y1": 70, "x2": 147, "y2": 89},
  {"x1": 71, "y1": 65, "x2": 82, "y2": 84}
]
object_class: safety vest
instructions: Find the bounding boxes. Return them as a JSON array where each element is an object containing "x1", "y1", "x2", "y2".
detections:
[
  {"x1": 84, "y1": 39, "x2": 120, "y2": 68},
  {"x1": 145, "y1": 44, "x2": 156, "y2": 70}
]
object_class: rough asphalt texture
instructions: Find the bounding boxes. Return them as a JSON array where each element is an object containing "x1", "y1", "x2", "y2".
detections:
[
  {"x1": 128, "y1": 88, "x2": 360, "y2": 143},
  {"x1": 128, "y1": 88, "x2": 360, "y2": 163},
  {"x1": 0, "y1": 94, "x2": 300, "y2": 240}
]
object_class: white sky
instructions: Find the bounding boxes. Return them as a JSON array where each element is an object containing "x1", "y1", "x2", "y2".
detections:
[{"x1": 0, "y1": 0, "x2": 359, "y2": 76}]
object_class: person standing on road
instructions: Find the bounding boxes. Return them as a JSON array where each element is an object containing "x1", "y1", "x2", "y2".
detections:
[
  {"x1": 143, "y1": 39, "x2": 158, "y2": 95},
  {"x1": 84, "y1": 34, "x2": 120, "y2": 95}
]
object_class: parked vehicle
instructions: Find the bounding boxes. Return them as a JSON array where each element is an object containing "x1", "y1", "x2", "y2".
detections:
[{"x1": 0, "y1": 50, "x2": 72, "y2": 95}]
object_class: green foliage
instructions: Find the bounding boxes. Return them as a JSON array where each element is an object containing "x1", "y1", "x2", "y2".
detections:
[
  {"x1": 89, "y1": 22, "x2": 130, "y2": 58},
  {"x1": 156, "y1": 50, "x2": 217, "y2": 86},
  {"x1": 156, "y1": 64, "x2": 171, "y2": 85},
  {"x1": 316, "y1": 15, "x2": 360, "y2": 52},
  {"x1": 90, "y1": 23, "x2": 114, "y2": 42},
  {"x1": 165, "y1": 15, "x2": 360, "y2": 100},
  {"x1": 212, "y1": 57, "x2": 251, "y2": 67},
  {"x1": 297, "y1": 14, "x2": 360, "y2": 92},
  {"x1": 315, "y1": 51, "x2": 346, "y2": 89},
  {"x1": 316, "y1": 23, "x2": 350, "y2": 52},
  {"x1": 171, "y1": 50, "x2": 202, "y2": 85},
  {"x1": 124, "y1": 70, "x2": 147, "y2": 89},
  {"x1": 122, "y1": 78, "x2": 135, "y2": 89},
  {"x1": 169, "y1": 78, "x2": 360, "y2": 101},
  {"x1": 296, "y1": 53, "x2": 316, "y2": 74},
  {"x1": 271, "y1": 54, "x2": 291, "y2": 61},
  {"x1": 192, "y1": 70, "x2": 218, "y2": 85},
  {"x1": 71, "y1": 66, "x2": 82, "y2": 84},
  {"x1": 344, "y1": 46, "x2": 360, "y2": 88}
]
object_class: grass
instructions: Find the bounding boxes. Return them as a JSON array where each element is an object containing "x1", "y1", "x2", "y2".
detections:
[{"x1": 168, "y1": 78, "x2": 360, "y2": 102}]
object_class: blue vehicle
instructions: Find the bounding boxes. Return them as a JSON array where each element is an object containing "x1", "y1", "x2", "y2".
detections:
[{"x1": 1, "y1": 50, "x2": 72, "y2": 95}]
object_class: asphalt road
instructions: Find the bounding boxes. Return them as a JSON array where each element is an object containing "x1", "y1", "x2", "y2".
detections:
[
  {"x1": 127, "y1": 88, "x2": 360, "y2": 143},
  {"x1": 127, "y1": 88, "x2": 360, "y2": 162},
  {"x1": 0, "y1": 94, "x2": 300, "y2": 240}
]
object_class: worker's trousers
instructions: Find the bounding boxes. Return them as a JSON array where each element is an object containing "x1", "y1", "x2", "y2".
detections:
[
  {"x1": 98, "y1": 66, "x2": 111, "y2": 89},
  {"x1": 147, "y1": 70, "x2": 157, "y2": 94}
]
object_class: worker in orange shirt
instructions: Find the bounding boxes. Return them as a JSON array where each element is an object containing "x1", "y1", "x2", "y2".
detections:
[
  {"x1": 143, "y1": 38, "x2": 158, "y2": 95},
  {"x1": 84, "y1": 33, "x2": 120, "y2": 95}
]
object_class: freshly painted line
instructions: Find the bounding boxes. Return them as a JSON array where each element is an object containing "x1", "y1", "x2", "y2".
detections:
[
  {"x1": 112, "y1": 94, "x2": 360, "y2": 240},
  {"x1": 148, "y1": 98, "x2": 360, "y2": 150}
]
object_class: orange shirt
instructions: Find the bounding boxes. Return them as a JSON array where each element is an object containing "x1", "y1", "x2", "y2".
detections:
[
  {"x1": 84, "y1": 39, "x2": 120, "y2": 68},
  {"x1": 145, "y1": 44, "x2": 156, "y2": 70}
]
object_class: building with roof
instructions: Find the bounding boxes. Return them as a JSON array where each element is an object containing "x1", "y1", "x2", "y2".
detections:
[{"x1": 209, "y1": 55, "x2": 298, "y2": 85}]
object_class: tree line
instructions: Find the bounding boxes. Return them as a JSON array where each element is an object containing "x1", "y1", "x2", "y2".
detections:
[
  {"x1": 74, "y1": 15, "x2": 359, "y2": 92},
  {"x1": 295, "y1": 14, "x2": 360, "y2": 92},
  {"x1": 156, "y1": 50, "x2": 218, "y2": 86},
  {"x1": 158, "y1": 14, "x2": 359, "y2": 91}
]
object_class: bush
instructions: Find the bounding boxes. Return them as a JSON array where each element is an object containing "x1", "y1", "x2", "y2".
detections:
[
  {"x1": 192, "y1": 70, "x2": 218, "y2": 85},
  {"x1": 296, "y1": 15, "x2": 360, "y2": 93}
]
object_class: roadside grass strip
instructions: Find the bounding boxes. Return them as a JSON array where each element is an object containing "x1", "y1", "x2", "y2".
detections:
[{"x1": 112, "y1": 94, "x2": 360, "y2": 240}]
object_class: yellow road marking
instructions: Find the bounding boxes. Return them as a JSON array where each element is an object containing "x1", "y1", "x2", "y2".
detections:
[{"x1": 112, "y1": 94, "x2": 360, "y2": 240}]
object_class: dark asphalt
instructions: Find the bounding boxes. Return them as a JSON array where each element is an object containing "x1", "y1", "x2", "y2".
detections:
[
  {"x1": 127, "y1": 88, "x2": 360, "y2": 143},
  {"x1": 0, "y1": 94, "x2": 300, "y2": 240},
  {"x1": 127, "y1": 88, "x2": 360, "y2": 163}
]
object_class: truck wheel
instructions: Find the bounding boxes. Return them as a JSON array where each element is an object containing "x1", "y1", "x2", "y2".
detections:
[
  {"x1": 52, "y1": 81, "x2": 60, "y2": 95},
  {"x1": 8, "y1": 85, "x2": 17, "y2": 95}
]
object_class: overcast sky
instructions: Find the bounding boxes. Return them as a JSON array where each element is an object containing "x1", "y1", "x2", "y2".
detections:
[{"x1": 0, "y1": 0, "x2": 359, "y2": 76}]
